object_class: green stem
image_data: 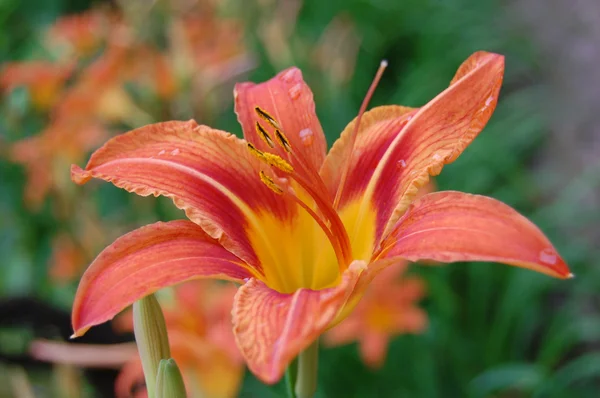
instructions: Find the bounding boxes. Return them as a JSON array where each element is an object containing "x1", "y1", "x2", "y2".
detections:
[
  {"x1": 294, "y1": 339, "x2": 319, "y2": 398},
  {"x1": 285, "y1": 357, "x2": 298, "y2": 398},
  {"x1": 133, "y1": 295, "x2": 171, "y2": 398}
]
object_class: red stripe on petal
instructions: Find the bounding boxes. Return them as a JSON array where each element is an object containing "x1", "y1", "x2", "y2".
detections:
[
  {"x1": 232, "y1": 261, "x2": 366, "y2": 384},
  {"x1": 234, "y1": 67, "x2": 327, "y2": 172},
  {"x1": 72, "y1": 220, "x2": 251, "y2": 337},
  {"x1": 321, "y1": 105, "x2": 416, "y2": 201},
  {"x1": 379, "y1": 191, "x2": 571, "y2": 278},
  {"x1": 71, "y1": 120, "x2": 297, "y2": 269},
  {"x1": 324, "y1": 52, "x2": 504, "y2": 246}
]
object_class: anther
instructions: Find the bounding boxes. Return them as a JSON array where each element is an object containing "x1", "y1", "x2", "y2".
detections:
[
  {"x1": 255, "y1": 122, "x2": 275, "y2": 148},
  {"x1": 247, "y1": 143, "x2": 293, "y2": 173},
  {"x1": 262, "y1": 153, "x2": 294, "y2": 173},
  {"x1": 259, "y1": 171, "x2": 283, "y2": 194},
  {"x1": 274, "y1": 129, "x2": 292, "y2": 152},
  {"x1": 255, "y1": 107, "x2": 280, "y2": 129},
  {"x1": 247, "y1": 143, "x2": 267, "y2": 161}
]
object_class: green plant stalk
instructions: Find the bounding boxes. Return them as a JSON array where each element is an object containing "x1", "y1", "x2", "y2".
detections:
[
  {"x1": 133, "y1": 294, "x2": 171, "y2": 398},
  {"x1": 285, "y1": 357, "x2": 299, "y2": 398},
  {"x1": 294, "y1": 339, "x2": 319, "y2": 398}
]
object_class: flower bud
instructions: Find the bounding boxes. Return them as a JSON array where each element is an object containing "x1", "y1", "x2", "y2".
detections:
[
  {"x1": 133, "y1": 294, "x2": 171, "y2": 398},
  {"x1": 155, "y1": 358, "x2": 187, "y2": 398}
]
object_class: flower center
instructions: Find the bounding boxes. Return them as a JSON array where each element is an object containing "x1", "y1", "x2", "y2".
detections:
[
  {"x1": 246, "y1": 107, "x2": 354, "y2": 292},
  {"x1": 244, "y1": 62, "x2": 387, "y2": 293}
]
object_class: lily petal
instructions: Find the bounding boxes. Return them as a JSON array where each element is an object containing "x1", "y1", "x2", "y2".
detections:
[
  {"x1": 323, "y1": 52, "x2": 504, "y2": 245},
  {"x1": 234, "y1": 67, "x2": 327, "y2": 172},
  {"x1": 71, "y1": 120, "x2": 295, "y2": 268},
  {"x1": 232, "y1": 261, "x2": 366, "y2": 383},
  {"x1": 72, "y1": 220, "x2": 251, "y2": 337},
  {"x1": 378, "y1": 191, "x2": 571, "y2": 279},
  {"x1": 320, "y1": 105, "x2": 416, "y2": 198},
  {"x1": 359, "y1": 331, "x2": 388, "y2": 369}
]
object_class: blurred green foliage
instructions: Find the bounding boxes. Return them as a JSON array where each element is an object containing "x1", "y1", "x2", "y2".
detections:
[{"x1": 1, "y1": 0, "x2": 598, "y2": 397}]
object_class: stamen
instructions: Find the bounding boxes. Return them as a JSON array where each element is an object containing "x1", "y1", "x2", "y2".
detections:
[
  {"x1": 255, "y1": 106, "x2": 280, "y2": 129},
  {"x1": 247, "y1": 143, "x2": 267, "y2": 162},
  {"x1": 283, "y1": 185, "x2": 348, "y2": 269},
  {"x1": 287, "y1": 171, "x2": 353, "y2": 266},
  {"x1": 251, "y1": 106, "x2": 354, "y2": 269},
  {"x1": 333, "y1": 60, "x2": 388, "y2": 209},
  {"x1": 259, "y1": 171, "x2": 283, "y2": 194},
  {"x1": 274, "y1": 130, "x2": 292, "y2": 152},
  {"x1": 262, "y1": 153, "x2": 294, "y2": 173},
  {"x1": 247, "y1": 143, "x2": 293, "y2": 173},
  {"x1": 255, "y1": 122, "x2": 275, "y2": 148}
]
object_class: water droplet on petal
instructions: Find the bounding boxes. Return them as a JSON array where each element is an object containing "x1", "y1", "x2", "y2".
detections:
[
  {"x1": 407, "y1": 115, "x2": 413, "y2": 121},
  {"x1": 539, "y1": 248, "x2": 557, "y2": 265},
  {"x1": 299, "y1": 128, "x2": 314, "y2": 146},
  {"x1": 171, "y1": 148, "x2": 180, "y2": 156},
  {"x1": 397, "y1": 159, "x2": 407, "y2": 168},
  {"x1": 288, "y1": 84, "x2": 302, "y2": 100},
  {"x1": 243, "y1": 277, "x2": 250, "y2": 283},
  {"x1": 280, "y1": 68, "x2": 298, "y2": 83},
  {"x1": 158, "y1": 150, "x2": 166, "y2": 156},
  {"x1": 432, "y1": 153, "x2": 442, "y2": 161},
  {"x1": 485, "y1": 96, "x2": 494, "y2": 107}
]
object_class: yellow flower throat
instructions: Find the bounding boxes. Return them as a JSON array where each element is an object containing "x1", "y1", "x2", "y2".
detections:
[{"x1": 245, "y1": 107, "x2": 376, "y2": 294}]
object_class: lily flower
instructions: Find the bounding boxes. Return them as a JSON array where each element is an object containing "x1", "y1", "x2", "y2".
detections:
[
  {"x1": 0, "y1": 61, "x2": 74, "y2": 110},
  {"x1": 46, "y1": 9, "x2": 110, "y2": 59},
  {"x1": 9, "y1": 119, "x2": 108, "y2": 208},
  {"x1": 325, "y1": 262, "x2": 427, "y2": 369},
  {"x1": 70, "y1": 52, "x2": 571, "y2": 384}
]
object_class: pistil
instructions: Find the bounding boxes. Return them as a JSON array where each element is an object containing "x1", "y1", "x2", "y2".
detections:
[{"x1": 333, "y1": 60, "x2": 388, "y2": 210}]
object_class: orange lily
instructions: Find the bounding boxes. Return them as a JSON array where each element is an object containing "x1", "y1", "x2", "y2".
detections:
[
  {"x1": 49, "y1": 233, "x2": 87, "y2": 283},
  {"x1": 325, "y1": 262, "x2": 427, "y2": 369},
  {"x1": 70, "y1": 52, "x2": 571, "y2": 384},
  {"x1": 46, "y1": 9, "x2": 110, "y2": 58},
  {"x1": 0, "y1": 61, "x2": 74, "y2": 110},
  {"x1": 10, "y1": 119, "x2": 108, "y2": 208}
]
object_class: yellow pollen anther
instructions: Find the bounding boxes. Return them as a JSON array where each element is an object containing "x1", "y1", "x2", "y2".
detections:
[
  {"x1": 255, "y1": 106, "x2": 281, "y2": 129},
  {"x1": 274, "y1": 129, "x2": 292, "y2": 152},
  {"x1": 263, "y1": 153, "x2": 294, "y2": 173},
  {"x1": 259, "y1": 171, "x2": 283, "y2": 194},
  {"x1": 247, "y1": 143, "x2": 267, "y2": 161},
  {"x1": 247, "y1": 143, "x2": 293, "y2": 173},
  {"x1": 255, "y1": 122, "x2": 275, "y2": 148}
]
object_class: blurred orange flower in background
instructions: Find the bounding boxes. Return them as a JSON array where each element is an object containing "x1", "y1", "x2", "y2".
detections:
[
  {"x1": 49, "y1": 233, "x2": 86, "y2": 283},
  {"x1": 9, "y1": 120, "x2": 108, "y2": 209},
  {"x1": 46, "y1": 9, "x2": 111, "y2": 58},
  {"x1": 0, "y1": 61, "x2": 74, "y2": 110},
  {"x1": 48, "y1": 209, "x2": 108, "y2": 283},
  {"x1": 114, "y1": 280, "x2": 245, "y2": 398},
  {"x1": 4, "y1": 2, "x2": 252, "y2": 209},
  {"x1": 325, "y1": 262, "x2": 427, "y2": 369}
]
